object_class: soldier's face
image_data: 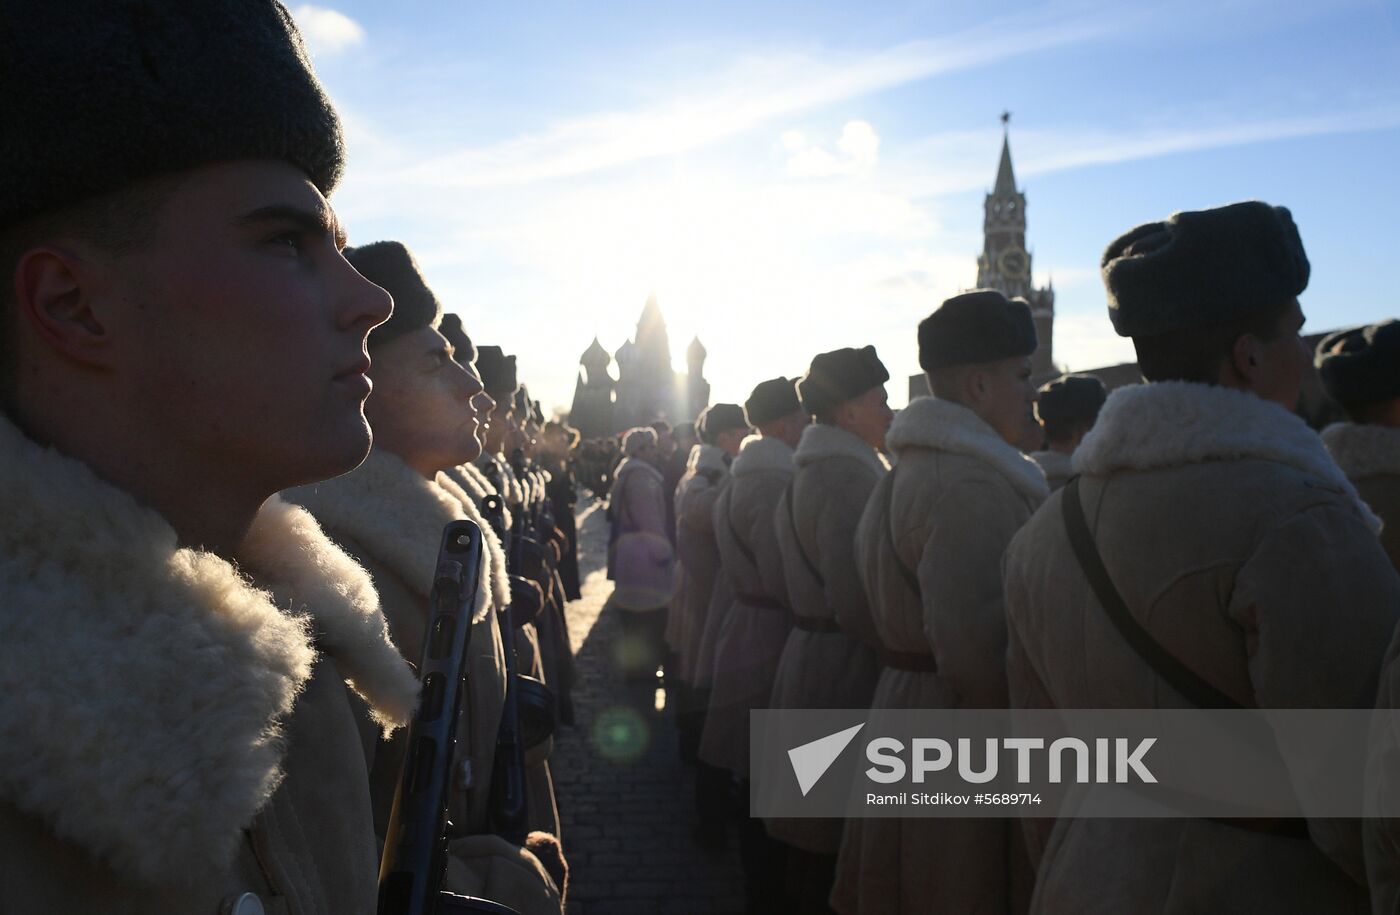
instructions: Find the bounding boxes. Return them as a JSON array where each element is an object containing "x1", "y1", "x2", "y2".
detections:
[
  {"x1": 364, "y1": 325, "x2": 483, "y2": 475},
  {"x1": 977, "y1": 355, "x2": 1037, "y2": 447},
  {"x1": 108, "y1": 161, "x2": 392, "y2": 490},
  {"x1": 484, "y1": 400, "x2": 512, "y2": 453},
  {"x1": 1249, "y1": 299, "x2": 1309, "y2": 411},
  {"x1": 842, "y1": 385, "x2": 894, "y2": 452}
]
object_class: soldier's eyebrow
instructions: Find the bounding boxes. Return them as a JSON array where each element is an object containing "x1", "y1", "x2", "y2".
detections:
[{"x1": 235, "y1": 203, "x2": 347, "y2": 249}]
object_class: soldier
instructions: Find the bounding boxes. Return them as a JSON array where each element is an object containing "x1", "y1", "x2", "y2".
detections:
[
  {"x1": 677, "y1": 403, "x2": 751, "y2": 849},
  {"x1": 767, "y1": 346, "x2": 892, "y2": 914},
  {"x1": 1313, "y1": 320, "x2": 1400, "y2": 913},
  {"x1": 284, "y1": 242, "x2": 564, "y2": 912},
  {"x1": 1003, "y1": 202, "x2": 1400, "y2": 913},
  {"x1": 608, "y1": 426, "x2": 677, "y2": 679},
  {"x1": 700, "y1": 378, "x2": 809, "y2": 911},
  {"x1": 540, "y1": 420, "x2": 584, "y2": 601},
  {"x1": 0, "y1": 3, "x2": 421, "y2": 911},
  {"x1": 1029, "y1": 373, "x2": 1108, "y2": 490},
  {"x1": 831, "y1": 291, "x2": 1048, "y2": 915},
  {"x1": 1316, "y1": 320, "x2": 1400, "y2": 570}
]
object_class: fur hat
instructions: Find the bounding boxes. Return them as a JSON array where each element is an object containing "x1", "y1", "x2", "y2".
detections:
[
  {"x1": 622, "y1": 427, "x2": 657, "y2": 457},
  {"x1": 697, "y1": 403, "x2": 748, "y2": 445},
  {"x1": 744, "y1": 377, "x2": 803, "y2": 427},
  {"x1": 797, "y1": 346, "x2": 889, "y2": 415},
  {"x1": 1102, "y1": 201, "x2": 1310, "y2": 338},
  {"x1": 0, "y1": 0, "x2": 344, "y2": 231},
  {"x1": 1035, "y1": 373, "x2": 1107, "y2": 425},
  {"x1": 1316, "y1": 320, "x2": 1400, "y2": 407},
  {"x1": 475, "y1": 346, "x2": 518, "y2": 400},
  {"x1": 918, "y1": 290, "x2": 1038, "y2": 372},
  {"x1": 438, "y1": 313, "x2": 476, "y2": 365},
  {"x1": 344, "y1": 242, "x2": 443, "y2": 351},
  {"x1": 513, "y1": 384, "x2": 532, "y2": 420}
]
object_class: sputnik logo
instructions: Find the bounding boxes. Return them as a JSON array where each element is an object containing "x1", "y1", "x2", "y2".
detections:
[{"x1": 788, "y1": 723, "x2": 866, "y2": 796}]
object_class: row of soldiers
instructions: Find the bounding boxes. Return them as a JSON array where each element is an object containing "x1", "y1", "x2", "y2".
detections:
[
  {"x1": 0, "y1": 4, "x2": 587, "y2": 914},
  {"x1": 659, "y1": 199, "x2": 1400, "y2": 915}
]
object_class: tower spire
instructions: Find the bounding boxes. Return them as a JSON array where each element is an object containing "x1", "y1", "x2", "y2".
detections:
[{"x1": 994, "y1": 113, "x2": 1017, "y2": 197}]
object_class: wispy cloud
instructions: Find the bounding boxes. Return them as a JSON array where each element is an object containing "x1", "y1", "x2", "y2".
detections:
[
  {"x1": 888, "y1": 104, "x2": 1400, "y2": 197},
  {"x1": 786, "y1": 120, "x2": 881, "y2": 178},
  {"x1": 356, "y1": 11, "x2": 1112, "y2": 191},
  {"x1": 292, "y1": 5, "x2": 367, "y2": 57}
]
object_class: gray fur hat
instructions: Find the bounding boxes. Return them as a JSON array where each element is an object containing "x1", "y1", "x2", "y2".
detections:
[
  {"x1": 1102, "y1": 201, "x2": 1310, "y2": 338},
  {"x1": 744, "y1": 377, "x2": 803, "y2": 426},
  {"x1": 344, "y1": 242, "x2": 443, "y2": 350},
  {"x1": 918, "y1": 290, "x2": 1037, "y2": 372},
  {"x1": 1035, "y1": 374, "x2": 1107, "y2": 425},
  {"x1": 476, "y1": 346, "x2": 518, "y2": 400},
  {"x1": 797, "y1": 346, "x2": 889, "y2": 416},
  {"x1": 1316, "y1": 320, "x2": 1400, "y2": 407},
  {"x1": 0, "y1": 0, "x2": 345, "y2": 230},
  {"x1": 439, "y1": 313, "x2": 477, "y2": 365},
  {"x1": 697, "y1": 403, "x2": 749, "y2": 445}
]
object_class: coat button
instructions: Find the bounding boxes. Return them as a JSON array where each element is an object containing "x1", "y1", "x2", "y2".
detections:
[{"x1": 221, "y1": 892, "x2": 266, "y2": 915}]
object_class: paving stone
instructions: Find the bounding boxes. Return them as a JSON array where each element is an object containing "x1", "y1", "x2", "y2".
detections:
[{"x1": 553, "y1": 497, "x2": 746, "y2": 915}]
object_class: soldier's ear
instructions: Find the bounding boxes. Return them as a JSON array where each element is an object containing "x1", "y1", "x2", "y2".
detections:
[
  {"x1": 1230, "y1": 333, "x2": 1266, "y2": 384},
  {"x1": 13, "y1": 244, "x2": 118, "y2": 370}
]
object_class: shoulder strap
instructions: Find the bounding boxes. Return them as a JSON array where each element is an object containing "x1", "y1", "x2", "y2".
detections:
[
  {"x1": 1061, "y1": 476, "x2": 1243, "y2": 710},
  {"x1": 723, "y1": 489, "x2": 760, "y2": 569},
  {"x1": 609, "y1": 471, "x2": 633, "y2": 531},
  {"x1": 784, "y1": 478, "x2": 827, "y2": 589},
  {"x1": 884, "y1": 464, "x2": 923, "y2": 598}
]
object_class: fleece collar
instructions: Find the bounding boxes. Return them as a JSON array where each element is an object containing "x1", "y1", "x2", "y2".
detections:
[
  {"x1": 889, "y1": 397, "x2": 1049, "y2": 501},
  {"x1": 435, "y1": 469, "x2": 511, "y2": 612},
  {"x1": 794, "y1": 422, "x2": 890, "y2": 475},
  {"x1": 732, "y1": 434, "x2": 795, "y2": 478},
  {"x1": 1076, "y1": 382, "x2": 1381, "y2": 532},
  {"x1": 1322, "y1": 422, "x2": 1400, "y2": 482},
  {"x1": 0, "y1": 415, "x2": 414, "y2": 887},
  {"x1": 285, "y1": 448, "x2": 500, "y2": 624},
  {"x1": 689, "y1": 443, "x2": 729, "y2": 477}
]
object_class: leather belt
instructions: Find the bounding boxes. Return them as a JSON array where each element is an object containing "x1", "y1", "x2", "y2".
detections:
[
  {"x1": 735, "y1": 593, "x2": 789, "y2": 612},
  {"x1": 792, "y1": 616, "x2": 842, "y2": 634},
  {"x1": 879, "y1": 648, "x2": 938, "y2": 673}
]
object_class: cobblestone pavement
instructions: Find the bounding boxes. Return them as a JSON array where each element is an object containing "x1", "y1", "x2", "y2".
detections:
[{"x1": 554, "y1": 495, "x2": 747, "y2": 915}]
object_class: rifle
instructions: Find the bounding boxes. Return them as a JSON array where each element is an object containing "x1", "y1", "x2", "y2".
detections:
[
  {"x1": 483, "y1": 493, "x2": 530, "y2": 845},
  {"x1": 377, "y1": 521, "x2": 519, "y2": 915}
]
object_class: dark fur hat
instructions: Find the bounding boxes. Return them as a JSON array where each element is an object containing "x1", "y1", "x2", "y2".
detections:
[
  {"x1": 1102, "y1": 201, "x2": 1310, "y2": 339},
  {"x1": 797, "y1": 346, "x2": 889, "y2": 416},
  {"x1": 344, "y1": 242, "x2": 443, "y2": 350},
  {"x1": 1316, "y1": 320, "x2": 1400, "y2": 407},
  {"x1": 1035, "y1": 373, "x2": 1107, "y2": 425},
  {"x1": 476, "y1": 346, "x2": 518, "y2": 400},
  {"x1": 697, "y1": 403, "x2": 749, "y2": 445},
  {"x1": 0, "y1": 0, "x2": 345, "y2": 230},
  {"x1": 513, "y1": 384, "x2": 532, "y2": 420},
  {"x1": 918, "y1": 290, "x2": 1038, "y2": 372},
  {"x1": 744, "y1": 377, "x2": 803, "y2": 427},
  {"x1": 438, "y1": 313, "x2": 476, "y2": 366}
]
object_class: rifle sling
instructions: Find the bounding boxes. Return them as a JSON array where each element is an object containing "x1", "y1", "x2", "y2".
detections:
[
  {"x1": 1061, "y1": 475, "x2": 1242, "y2": 710},
  {"x1": 783, "y1": 478, "x2": 826, "y2": 589},
  {"x1": 723, "y1": 488, "x2": 760, "y2": 570},
  {"x1": 883, "y1": 464, "x2": 923, "y2": 600}
]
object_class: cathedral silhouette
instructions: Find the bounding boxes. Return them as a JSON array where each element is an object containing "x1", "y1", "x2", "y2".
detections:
[{"x1": 568, "y1": 293, "x2": 710, "y2": 439}]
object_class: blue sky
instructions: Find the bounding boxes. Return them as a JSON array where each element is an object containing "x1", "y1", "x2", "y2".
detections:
[{"x1": 294, "y1": 0, "x2": 1400, "y2": 413}]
